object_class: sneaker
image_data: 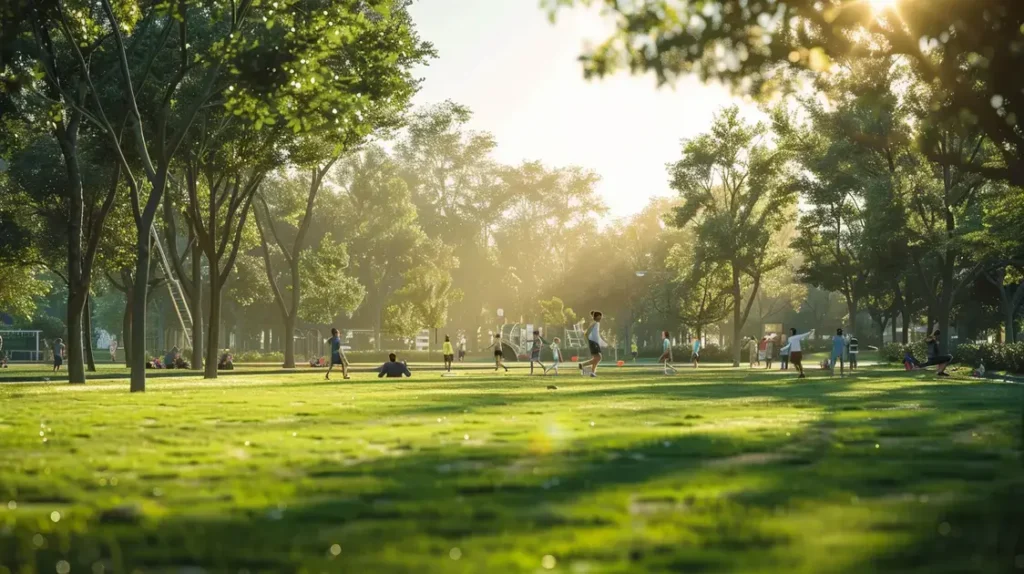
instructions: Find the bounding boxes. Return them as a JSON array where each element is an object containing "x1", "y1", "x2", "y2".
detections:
[{"x1": 589, "y1": 372, "x2": 597, "y2": 378}]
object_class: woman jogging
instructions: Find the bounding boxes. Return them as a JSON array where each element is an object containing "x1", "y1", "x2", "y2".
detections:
[
  {"x1": 658, "y1": 331, "x2": 678, "y2": 375},
  {"x1": 442, "y1": 335, "x2": 455, "y2": 372},
  {"x1": 787, "y1": 328, "x2": 815, "y2": 379},
  {"x1": 485, "y1": 334, "x2": 509, "y2": 373},
  {"x1": 544, "y1": 337, "x2": 562, "y2": 375},
  {"x1": 578, "y1": 311, "x2": 605, "y2": 378},
  {"x1": 527, "y1": 330, "x2": 548, "y2": 375},
  {"x1": 325, "y1": 328, "x2": 350, "y2": 381}
]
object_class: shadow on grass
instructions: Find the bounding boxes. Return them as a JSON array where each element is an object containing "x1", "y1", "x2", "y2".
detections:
[{"x1": 2, "y1": 373, "x2": 1022, "y2": 573}]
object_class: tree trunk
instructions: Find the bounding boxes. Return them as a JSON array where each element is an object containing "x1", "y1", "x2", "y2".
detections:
[
  {"x1": 731, "y1": 268, "x2": 742, "y2": 367},
  {"x1": 122, "y1": 289, "x2": 133, "y2": 368},
  {"x1": 205, "y1": 273, "x2": 221, "y2": 379},
  {"x1": 846, "y1": 297, "x2": 858, "y2": 338},
  {"x1": 190, "y1": 242, "x2": 204, "y2": 371},
  {"x1": 66, "y1": 291, "x2": 86, "y2": 384},
  {"x1": 84, "y1": 294, "x2": 96, "y2": 372},
  {"x1": 283, "y1": 313, "x2": 296, "y2": 369},
  {"x1": 129, "y1": 239, "x2": 151, "y2": 393},
  {"x1": 902, "y1": 308, "x2": 912, "y2": 344},
  {"x1": 937, "y1": 258, "x2": 955, "y2": 350}
]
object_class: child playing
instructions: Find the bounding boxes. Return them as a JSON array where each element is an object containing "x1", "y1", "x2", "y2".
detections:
[
  {"x1": 544, "y1": 337, "x2": 562, "y2": 375},
  {"x1": 658, "y1": 330, "x2": 678, "y2": 375},
  {"x1": 830, "y1": 328, "x2": 846, "y2": 378},
  {"x1": 527, "y1": 330, "x2": 548, "y2": 375},
  {"x1": 442, "y1": 335, "x2": 455, "y2": 373},
  {"x1": 779, "y1": 342, "x2": 790, "y2": 370},
  {"x1": 486, "y1": 334, "x2": 509, "y2": 373}
]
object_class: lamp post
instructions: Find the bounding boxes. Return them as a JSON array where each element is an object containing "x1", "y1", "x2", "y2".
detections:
[{"x1": 627, "y1": 270, "x2": 647, "y2": 359}]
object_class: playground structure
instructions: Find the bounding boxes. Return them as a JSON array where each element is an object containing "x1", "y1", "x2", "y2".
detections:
[
  {"x1": 0, "y1": 330, "x2": 44, "y2": 362},
  {"x1": 496, "y1": 322, "x2": 589, "y2": 361}
]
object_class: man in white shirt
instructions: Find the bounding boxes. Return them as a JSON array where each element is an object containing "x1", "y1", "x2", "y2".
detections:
[{"x1": 787, "y1": 327, "x2": 815, "y2": 379}]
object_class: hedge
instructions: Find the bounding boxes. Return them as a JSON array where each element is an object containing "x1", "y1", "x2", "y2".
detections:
[{"x1": 883, "y1": 341, "x2": 1024, "y2": 373}]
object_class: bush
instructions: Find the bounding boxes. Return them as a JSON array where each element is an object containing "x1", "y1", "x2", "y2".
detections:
[{"x1": 883, "y1": 341, "x2": 1024, "y2": 373}]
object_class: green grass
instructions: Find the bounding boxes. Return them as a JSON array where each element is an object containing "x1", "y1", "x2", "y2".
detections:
[{"x1": 1, "y1": 365, "x2": 1022, "y2": 573}]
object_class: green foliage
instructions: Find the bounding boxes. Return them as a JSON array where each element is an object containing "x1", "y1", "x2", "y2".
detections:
[
  {"x1": 297, "y1": 233, "x2": 365, "y2": 324},
  {"x1": 0, "y1": 266, "x2": 50, "y2": 320},
  {"x1": 538, "y1": 296, "x2": 577, "y2": 327}
]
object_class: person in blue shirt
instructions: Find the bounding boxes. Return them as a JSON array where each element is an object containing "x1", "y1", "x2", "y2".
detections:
[
  {"x1": 325, "y1": 328, "x2": 350, "y2": 381},
  {"x1": 691, "y1": 337, "x2": 701, "y2": 368},
  {"x1": 830, "y1": 328, "x2": 847, "y2": 378},
  {"x1": 378, "y1": 353, "x2": 412, "y2": 378}
]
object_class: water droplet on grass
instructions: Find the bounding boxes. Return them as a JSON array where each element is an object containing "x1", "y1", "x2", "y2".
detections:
[
  {"x1": 56, "y1": 560, "x2": 70, "y2": 574},
  {"x1": 449, "y1": 547, "x2": 461, "y2": 560},
  {"x1": 542, "y1": 555, "x2": 557, "y2": 569},
  {"x1": 50, "y1": 511, "x2": 60, "y2": 522},
  {"x1": 329, "y1": 544, "x2": 341, "y2": 556}
]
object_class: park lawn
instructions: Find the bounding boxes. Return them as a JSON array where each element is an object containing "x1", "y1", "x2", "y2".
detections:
[{"x1": 0, "y1": 366, "x2": 1021, "y2": 573}]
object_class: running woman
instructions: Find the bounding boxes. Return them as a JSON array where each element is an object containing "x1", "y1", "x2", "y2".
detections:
[
  {"x1": 52, "y1": 338, "x2": 65, "y2": 372},
  {"x1": 691, "y1": 337, "x2": 701, "y2": 368},
  {"x1": 577, "y1": 311, "x2": 605, "y2": 378},
  {"x1": 527, "y1": 330, "x2": 548, "y2": 375},
  {"x1": 325, "y1": 328, "x2": 350, "y2": 380},
  {"x1": 787, "y1": 328, "x2": 815, "y2": 379},
  {"x1": 442, "y1": 335, "x2": 455, "y2": 372},
  {"x1": 544, "y1": 337, "x2": 562, "y2": 375},
  {"x1": 830, "y1": 328, "x2": 846, "y2": 378},
  {"x1": 658, "y1": 331, "x2": 678, "y2": 375},
  {"x1": 485, "y1": 334, "x2": 509, "y2": 372}
]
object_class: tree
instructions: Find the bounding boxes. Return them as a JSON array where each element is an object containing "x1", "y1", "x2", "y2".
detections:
[
  {"x1": 0, "y1": 266, "x2": 50, "y2": 320},
  {"x1": 395, "y1": 239, "x2": 463, "y2": 358},
  {"x1": 974, "y1": 188, "x2": 1024, "y2": 342},
  {"x1": 546, "y1": 0, "x2": 1024, "y2": 185},
  {"x1": 539, "y1": 297, "x2": 578, "y2": 328},
  {"x1": 669, "y1": 106, "x2": 797, "y2": 365},
  {"x1": 332, "y1": 146, "x2": 426, "y2": 347},
  {"x1": 295, "y1": 234, "x2": 366, "y2": 326},
  {"x1": 670, "y1": 249, "x2": 732, "y2": 341}
]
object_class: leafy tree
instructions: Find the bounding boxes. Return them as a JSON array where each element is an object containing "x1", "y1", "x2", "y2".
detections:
[
  {"x1": 670, "y1": 249, "x2": 732, "y2": 341},
  {"x1": 546, "y1": 0, "x2": 1024, "y2": 184},
  {"x1": 669, "y1": 106, "x2": 797, "y2": 365},
  {"x1": 0, "y1": 266, "x2": 50, "y2": 320},
  {"x1": 974, "y1": 188, "x2": 1024, "y2": 342},
  {"x1": 296, "y1": 234, "x2": 366, "y2": 326},
  {"x1": 394, "y1": 239, "x2": 463, "y2": 357},
  {"x1": 539, "y1": 296, "x2": 578, "y2": 328},
  {"x1": 332, "y1": 146, "x2": 426, "y2": 347}
]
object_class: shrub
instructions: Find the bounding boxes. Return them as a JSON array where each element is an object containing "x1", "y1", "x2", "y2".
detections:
[{"x1": 884, "y1": 341, "x2": 1024, "y2": 373}]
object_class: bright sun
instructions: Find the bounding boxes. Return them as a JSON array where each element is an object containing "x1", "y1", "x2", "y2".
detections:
[{"x1": 867, "y1": 0, "x2": 898, "y2": 12}]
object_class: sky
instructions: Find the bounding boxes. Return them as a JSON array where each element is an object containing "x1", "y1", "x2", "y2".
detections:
[{"x1": 406, "y1": 0, "x2": 762, "y2": 219}]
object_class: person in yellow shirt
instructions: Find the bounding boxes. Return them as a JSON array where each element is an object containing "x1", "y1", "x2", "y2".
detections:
[
  {"x1": 442, "y1": 335, "x2": 455, "y2": 373},
  {"x1": 630, "y1": 340, "x2": 638, "y2": 362}
]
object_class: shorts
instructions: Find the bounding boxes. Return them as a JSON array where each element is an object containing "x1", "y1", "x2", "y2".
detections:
[
  {"x1": 54, "y1": 356, "x2": 63, "y2": 367},
  {"x1": 331, "y1": 352, "x2": 344, "y2": 365},
  {"x1": 444, "y1": 354, "x2": 454, "y2": 362},
  {"x1": 494, "y1": 350, "x2": 503, "y2": 358},
  {"x1": 691, "y1": 352, "x2": 699, "y2": 361},
  {"x1": 631, "y1": 351, "x2": 638, "y2": 358},
  {"x1": 830, "y1": 353, "x2": 843, "y2": 363},
  {"x1": 531, "y1": 351, "x2": 541, "y2": 361},
  {"x1": 458, "y1": 350, "x2": 465, "y2": 358},
  {"x1": 659, "y1": 352, "x2": 672, "y2": 362},
  {"x1": 588, "y1": 340, "x2": 601, "y2": 356},
  {"x1": 790, "y1": 351, "x2": 803, "y2": 363}
]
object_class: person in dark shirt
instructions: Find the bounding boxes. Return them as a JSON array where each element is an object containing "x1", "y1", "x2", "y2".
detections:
[
  {"x1": 922, "y1": 329, "x2": 953, "y2": 377},
  {"x1": 378, "y1": 353, "x2": 412, "y2": 378},
  {"x1": 326, "y1": 327, "x2": 349, "y2": 381}
]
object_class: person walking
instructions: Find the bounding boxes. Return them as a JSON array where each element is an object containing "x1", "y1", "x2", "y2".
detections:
[
  {"x1": 787, "y1": 328, "x2": 815, "y2": 378},
  {"x1": 527, "y1": 330, "x2": 548, "y2": 375},
  {"x1": 577, "y1": 311, "x2": 605, "y2": 378},
  {"x1": 485, "y1": 334, "x2": 510, "y2": 372},
  {"x1": 52, "y1": 338, "x2": 65, "y2": 372},
  {"x1": 658, "y1": 330, "x2": 678, "y2": 375},
  {"x1": 630, "y1": 340, "x2": 639, "y2": 362},
  {"x1": 747, "y1": 337, "x2": 758, "y2": 368},
  {"x1": 325, "y1": 328, "x2": 350, "y2": 381},
  {"x1": 691, "y1": 337, "x2": 702, "y2": 368},
  {"x1": 765, "y1": 335, "x2": 775, "y2": 369},
  {"x1": 757, "y1": 336, "x2": 767, "y2": 366},
  {"x1": 109, "y1": 338, "x2": 118, "y2": 363},
  {"x1": 830, "y1": 328, "x2": 846, "y2": 378},
  {"x1": 848, "y1": 334, "x2": 859, "y2": 370},
  {"x1": 442, "y1": 335, "x2": 455, "y2": 373}
]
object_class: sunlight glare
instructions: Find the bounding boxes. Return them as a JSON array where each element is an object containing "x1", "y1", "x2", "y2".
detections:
[{"x1": 867, "y1": 0, "x2": 897, "y2": 13}]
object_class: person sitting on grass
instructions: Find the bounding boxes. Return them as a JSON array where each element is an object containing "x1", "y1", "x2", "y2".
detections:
[
  {"x1": 921, "y1": 329, "x2": 954, "y2": 377},
  {"x1": 218, "y1": 353, "x2": 234, "y2": 370},
  {"x1": 378, "y1": 353, "x2": 412, "y2": 378},
  {"x1": 163, "y1": 346, "x2": 180, "y2": 370}
]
